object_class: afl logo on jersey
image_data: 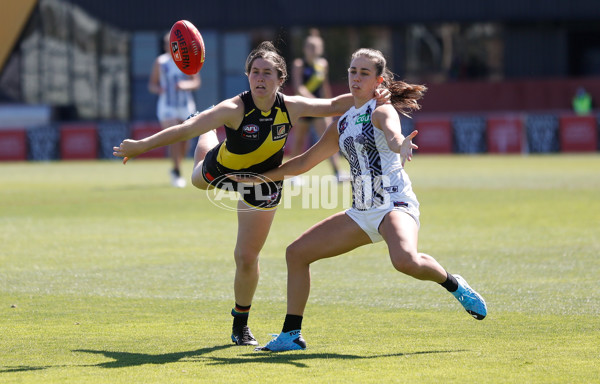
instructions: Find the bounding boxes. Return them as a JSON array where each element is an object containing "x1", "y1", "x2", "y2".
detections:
[
  {"x1": 242, "y1": 124, "x2": 259, "y2": 140},
  {"x1": 271, "y1": 124, "x2": 289, "y2": 141}
]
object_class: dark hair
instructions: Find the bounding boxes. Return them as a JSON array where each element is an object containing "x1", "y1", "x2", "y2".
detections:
[
  {"x1": 245, "y1": 41, "x2": 288, "y2": 83},
  {"x1": 351, "y1": 48, "x2": 427, "y2": 117}
]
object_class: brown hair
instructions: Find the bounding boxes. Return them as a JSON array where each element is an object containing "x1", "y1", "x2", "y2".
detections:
[
  {"x1": 245, "y1": 41, "x2": 288, "y2": 84},
  {"x1": 351, "y1": 48, "x2": 427, "y2": 117}
]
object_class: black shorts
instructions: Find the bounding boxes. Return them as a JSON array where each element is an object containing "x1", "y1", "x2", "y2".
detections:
[{"x1": 202, "y1": 142, "x2": 284, "y2": 209}]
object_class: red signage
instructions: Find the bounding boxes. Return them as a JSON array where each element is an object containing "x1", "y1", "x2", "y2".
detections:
[
  {"x1": 487, "y1": 117, "x2": 523, "y2": 153},
  {"x1": 414, "y1": 119, "x2": 452, "y2": 153},
  {"x1": 0, "y1": 129, "x2": 27, "y2": 161},
  {"x1": 559, "y1": 115, "x2": 598, "y2": 152},
  {"x1": 60, "y1": 124, "x2": 98, "y2": 160}
]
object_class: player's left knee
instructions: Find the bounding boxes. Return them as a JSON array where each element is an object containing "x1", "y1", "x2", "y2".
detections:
[
  {"x1": 285, "y1": 241, "x2": 311, "y2": 267},
  {"x1": 390, "y1": 252, "x2": 421, "y2": 275},
  {"x1": 285, "y1": 243, "x2": 301, "y2": 264}
]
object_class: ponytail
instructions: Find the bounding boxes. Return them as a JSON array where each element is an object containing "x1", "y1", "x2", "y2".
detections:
[{"x1": 386, "y1": 79, "x2": 427, "y2": 117}]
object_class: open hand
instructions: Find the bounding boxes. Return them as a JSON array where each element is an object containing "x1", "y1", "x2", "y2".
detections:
[
  {"x1": 113, "y1": 139, "x2": 145, "y2": 164},
  {"x1": 400, "y1": 130, "x2": 419, "y2": 166}
]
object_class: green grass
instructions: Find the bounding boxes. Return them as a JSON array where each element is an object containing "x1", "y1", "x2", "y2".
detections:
[{"x1": 1, "y1": 154, "x2": 599, "y2": 383}]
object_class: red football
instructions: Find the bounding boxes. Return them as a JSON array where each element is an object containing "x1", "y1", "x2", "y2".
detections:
[{"x1": 169, "y1": 20, "x2": 205, "y2": 75}]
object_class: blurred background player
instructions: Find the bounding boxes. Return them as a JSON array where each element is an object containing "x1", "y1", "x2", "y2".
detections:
[
  {"x1": 289, "y1": 29, "x2": 347, "y2": 184},
  {"x1": 572, "y1": 86, "x2": 592, "y2": 115},
  {"x1": 148, "y1": 32, "x2": 201, "y2": 187}
]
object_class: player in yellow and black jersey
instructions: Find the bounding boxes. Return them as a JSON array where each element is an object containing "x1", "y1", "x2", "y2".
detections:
[
  {"x1": 201, "y1": 90, "x2": 291, "y2": 208},
  {"x1": 113, "y1": 41, "x2": 389, "y2": 347}
]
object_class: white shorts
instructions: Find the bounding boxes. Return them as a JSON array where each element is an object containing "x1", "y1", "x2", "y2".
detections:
[{"x1": 345, "y1": 199, "x2": 420, "y2": 243}]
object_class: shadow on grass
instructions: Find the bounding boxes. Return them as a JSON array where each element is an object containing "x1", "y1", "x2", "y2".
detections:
[
  {"x1": 0, "y1": 366, "x2": 50, "y2": 373},
  {"x1": 0, "y1": 345, "x2": 233, "y2": 374},
  {"x1": 73, "y1": 344, "x2": 234, "y2": 368},
  {"x1": 0, "y1": 346, "x2": 463, "y2": 373},
  {"x1": 207, "y1": 350, "x2": 463, "y2": 368}
]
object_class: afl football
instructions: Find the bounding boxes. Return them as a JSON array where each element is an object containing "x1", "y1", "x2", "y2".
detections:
[{"x1": 169, "y1": 20, "x2": 205, "y2": 75}]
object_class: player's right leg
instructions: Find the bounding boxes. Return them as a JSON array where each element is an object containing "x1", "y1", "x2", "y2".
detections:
[
  {"x1": 257, "y1": 212, "x2": 371, "y2": 352},
  {"x1": 191, "y1": 130, "x2": 219, "y2": 190},
  {"x1": 231, "y1": 201, "x2": 278, "y2": 346},
  {"x1": 285, "y1": 211, "x2": 371, "y2": 315}
]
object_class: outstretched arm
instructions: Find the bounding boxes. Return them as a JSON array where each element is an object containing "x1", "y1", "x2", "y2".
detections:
[
  {"x1": 372, "y1": 105, "x2": 418, "y2": 166},
  {"x1": 113, "y1": 98, "x2": 239, "y2": 164},
  {"x1": 266, "y1": 120, "x2": 340, "y2": 180},
  {"x1": 285, "y1": 89, "x2": 390, "y2": 121},
  {"x1": 235, "y1": 119, "x2": 341, "y2": 183}
]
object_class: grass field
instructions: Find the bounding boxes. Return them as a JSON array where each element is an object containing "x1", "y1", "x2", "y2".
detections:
[{"x1": 1, "y1": 154, "x2": 599, "y2": 383}]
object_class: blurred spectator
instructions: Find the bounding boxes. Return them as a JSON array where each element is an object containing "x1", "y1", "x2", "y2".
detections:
[
  {"x1": 572, "y1": 87, "x2": 592, "y2": 115},
  {"x1": 290, "y1": 29, "x2": 348, "y2": 184}
]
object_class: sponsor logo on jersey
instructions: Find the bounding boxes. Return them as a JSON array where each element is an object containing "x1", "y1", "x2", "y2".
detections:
[
  {"x1": 271, "y1": 124, "x2": 289, "y2": 140},
  {"x1": 241, "y1": 124, "x2": 259, "y2": 140},
  {"x1": 384, "y1": 186, "x2": 399, "y2": 193},
  {"x1": 243, "y1": 124, "x2": 259, "y2": 134},
  {"x1": 356, "y1": 113, "x2": 371, "y2": 124},
  {"x1": 393, "y1": 201, "x2": 408, "y2": 208},
  {"x1": 171, "y1": 42, "x2": 182, "y2": 61}
]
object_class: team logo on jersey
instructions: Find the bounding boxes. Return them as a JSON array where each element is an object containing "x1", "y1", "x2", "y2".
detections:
[
  {"x1": 271, "y1": 124, "x2": 289, "y2": 141},
  {"x1": 171, "y1": 42, "x2": 182, "y2": 61},
  {"x1": 338, "y1": 117, "x2": 348, "y2": 134},
  {"x1": 242, "y1": 124, "x2": 259, "y2": 140},
  {"x1": 356, "y1": 113, "x2": 371, "y2": 124}
]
